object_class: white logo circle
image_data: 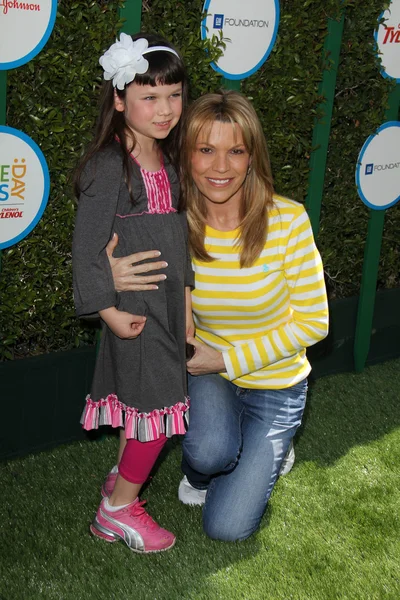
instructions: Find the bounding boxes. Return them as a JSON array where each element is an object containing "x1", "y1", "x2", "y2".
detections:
[
  {"x1": 201, "y1": 0, "x2": 280, "y2": 80},
  {"x1": 0, "y1": 0, "x2": 57, "y2": 70},
  {"x1": 355, "y1": 122, "x2": 400, "y2": 210},
  {"x1": 0, "y1": 127, "x2": 50, "y2": 249},
  {"x1": 375, "y1": 0, "x2": 400, "y2": 82}
]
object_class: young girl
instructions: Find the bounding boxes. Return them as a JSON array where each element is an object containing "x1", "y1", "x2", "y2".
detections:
[{"x1": 72, "y1": 33, "x2": 193, "y2": 553}]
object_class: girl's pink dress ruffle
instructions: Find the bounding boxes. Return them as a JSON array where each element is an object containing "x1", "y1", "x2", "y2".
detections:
[{"x1": 80, "y1": 394, "x2": 190, "y2": 442}]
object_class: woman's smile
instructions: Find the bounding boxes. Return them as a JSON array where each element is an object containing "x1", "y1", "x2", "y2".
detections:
[{"x1": 206, "y1": 177, "x2": 233, "y2": 186}]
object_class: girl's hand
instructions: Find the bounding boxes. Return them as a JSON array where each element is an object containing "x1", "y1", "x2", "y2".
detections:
[
  {"x1": 106, "y1": 233, "x2": 168, "y2": 292},
  {"x1": 99, "y1": 307, "x2": 146, "y2": 339},
  {"x1": 186, "y1": 335, "x2": 226, "y2": 376}
]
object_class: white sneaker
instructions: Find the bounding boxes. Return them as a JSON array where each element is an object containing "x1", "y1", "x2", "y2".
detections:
[
  {"x1": 279, "y1": 440, "x2": 295, "y2": 476},
  {"x1": 178, "y1": 476, "x2": 207, "y2": 506}
]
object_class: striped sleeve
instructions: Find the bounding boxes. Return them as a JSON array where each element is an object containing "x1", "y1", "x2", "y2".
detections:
[{"x1": 222, "y1": 205, "x2": 329, "y2": 381}]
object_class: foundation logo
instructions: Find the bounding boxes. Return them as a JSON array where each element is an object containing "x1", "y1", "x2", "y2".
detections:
[
  {"x1": 213, "y1": 14, "x2": 224, "y2": 29},
  {"x1": 356, "y1": 122, "x2": 400, "y2": 210},
  {"x1": 0, "y1": 0, "x2": 57, "y2": 70},
  {"x1": 202, "y1": 0, "x2": 279, "y2": 80},
  {"x1": 365, "y1": 161, "x2": 400, "y2": 175},
  {"x1": 0, "y1": 127, "x2": 50, "y2": 249},
  {"x1": 213, "y1": 13, "x2": 269, "y2": 29},
  {"x1": 375, "y1": 0, "x2": 400, "y2": 81},
  {"x1": 365, "y1": 163, "x2": 374, "y2": 175}
]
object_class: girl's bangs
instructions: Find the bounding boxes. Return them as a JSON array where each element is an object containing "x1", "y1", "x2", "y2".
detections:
[{"x1": 135, "y1": 53, "x2": 185, "y2": 87}]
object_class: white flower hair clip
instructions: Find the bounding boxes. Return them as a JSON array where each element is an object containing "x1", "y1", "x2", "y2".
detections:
[{"x1": 99, "y1": 33, "x2": 179, "y2": 90}]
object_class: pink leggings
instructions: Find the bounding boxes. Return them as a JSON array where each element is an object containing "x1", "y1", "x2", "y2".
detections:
[{"x1": 118, "y1": 434, "x2": 168, "y2": 484}]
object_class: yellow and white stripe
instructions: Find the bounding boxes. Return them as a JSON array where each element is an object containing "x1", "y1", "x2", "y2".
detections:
[{"x1": 192, "y1": 195, "x2": 329, "y2": 389}]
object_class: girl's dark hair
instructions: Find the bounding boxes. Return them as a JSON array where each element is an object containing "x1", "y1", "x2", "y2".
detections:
[{"x1": 74, "y1": 33, "x2": 188, "y2": 200}]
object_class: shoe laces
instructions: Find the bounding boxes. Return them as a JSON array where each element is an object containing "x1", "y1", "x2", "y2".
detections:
[{"x1": 129, "y1": 500, "x2": 159, "y2": 531}]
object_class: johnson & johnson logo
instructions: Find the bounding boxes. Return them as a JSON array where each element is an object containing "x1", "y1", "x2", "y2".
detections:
[{"x1": 0, "y1": 0, "x2": 41, "y2": 15}]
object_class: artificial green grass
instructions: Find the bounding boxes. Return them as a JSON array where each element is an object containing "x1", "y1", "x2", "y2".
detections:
[{"x1": 1, "y1": 358, "x2": 400, "y2": 600}]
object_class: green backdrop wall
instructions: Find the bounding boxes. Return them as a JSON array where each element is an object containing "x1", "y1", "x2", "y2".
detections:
[
  {"x1": 0, "y1": 1, "x2": 399, "y2": 460},
  {"x1": 1, "y1": 0, "x2": 398, "y2": 361}
]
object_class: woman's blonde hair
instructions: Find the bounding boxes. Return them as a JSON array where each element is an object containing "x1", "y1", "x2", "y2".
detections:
[{"x1": 180, "y1": 90, "x2": 275, "y2": 268}]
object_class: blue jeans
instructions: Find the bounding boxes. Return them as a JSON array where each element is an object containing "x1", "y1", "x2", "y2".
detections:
[{"x1": 182, "y1": 374, "x2": 307, "y2": 542}]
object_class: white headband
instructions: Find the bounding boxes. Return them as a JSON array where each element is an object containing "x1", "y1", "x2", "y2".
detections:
[{"x1": 99, "y1": 33, "x2": 180, "y2": 90}]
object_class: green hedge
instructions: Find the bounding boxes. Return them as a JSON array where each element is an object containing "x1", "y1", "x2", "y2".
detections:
[
  {"x1": 1, "y1": 1, "x2": 124, "y2": 359},
  {"x1": 318, "y1": 1, "x2": 398, "y2": 298},
  {"x1": 0, "y1": 0, "x2": 397, "y2": 360}
]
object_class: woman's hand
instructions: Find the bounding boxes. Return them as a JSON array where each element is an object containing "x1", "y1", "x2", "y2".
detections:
[
  {"x1": 186, "y1": 335, "x2": 226, "y2": 376},
  {"x1": 106, "y1": 233, "x2": 168, "y2": 292},
  {"x1": 99, "y1": 307, "x2": 146, "y2": 339},
  {"x1": 185, "y1": 287, "x2": 195, "y2": 338}
]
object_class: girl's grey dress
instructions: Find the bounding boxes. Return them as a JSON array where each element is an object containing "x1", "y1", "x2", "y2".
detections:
[{"x1": 72, "y1": 142, "x2": 193, "y2": 441}]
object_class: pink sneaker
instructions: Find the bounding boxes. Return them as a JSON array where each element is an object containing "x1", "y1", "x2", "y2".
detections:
[
  {"x1": 90, "y1": 498, "x2": 176, "y2": 553},
  {"x1": 101, "y1": 471, "x2": 117, "y2": 498}
]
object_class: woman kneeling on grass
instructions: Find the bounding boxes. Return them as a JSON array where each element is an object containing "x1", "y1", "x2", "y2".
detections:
[{"x1": 109, "y1": 90, "x2": 329, "y2": 542}]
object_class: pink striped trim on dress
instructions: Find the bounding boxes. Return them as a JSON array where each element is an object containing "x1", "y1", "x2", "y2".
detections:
[
  {"x1": 141, "y1": 165, "x2": 176, "y2": 214},
  {"x1": 80, "y1": 394, "x2": 190, "y2": 442},
  {"x1": 116, "y1": 164, "x2": 177, "y2": 218}
]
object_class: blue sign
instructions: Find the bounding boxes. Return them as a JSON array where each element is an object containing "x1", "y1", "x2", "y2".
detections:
[
  {"x1": 0, "y1": 0, "x2": 58, "y2": 70},
  {"x1": 374, "y1": 1, "x2": 400, "y2": 82},
  {"x1": 355, "y1": 121, "x2": 400, "y2": 210},
  {"x1": 0, "y1": 126, "x2": 50, "y2": 249},
  {"x1": 201, "y1": 0, "x2": 280, "y2": 80}
]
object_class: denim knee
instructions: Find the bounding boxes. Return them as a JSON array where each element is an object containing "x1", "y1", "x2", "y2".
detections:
[
  {"x1": 183, "y1": 433, "x2": 237, "y2": 476},
  {"x1": 202, "y1": 511, "x2": 257, "y2": 542}
]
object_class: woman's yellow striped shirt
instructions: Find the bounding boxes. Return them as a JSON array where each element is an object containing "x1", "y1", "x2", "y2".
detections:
[{"x1": 191, "y1": 195, "x2": 329, "y2": 389}]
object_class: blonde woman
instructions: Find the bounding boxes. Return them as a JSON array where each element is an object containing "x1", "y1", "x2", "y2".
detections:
[{"x1": 108, "y1": 90, "x2": 329, "y2": 541}]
